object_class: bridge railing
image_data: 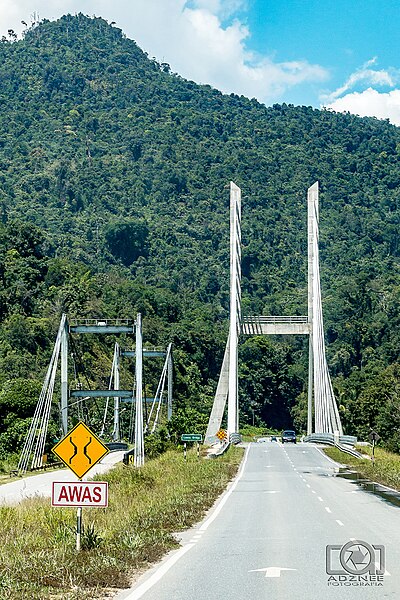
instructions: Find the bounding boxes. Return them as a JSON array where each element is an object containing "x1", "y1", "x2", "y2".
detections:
[
  {"x1": 69, "y1": 318, "x2": 134, "y2": 327},
  {"x1": 242, "y1": 315, "x2": 309, "y2": 324}
]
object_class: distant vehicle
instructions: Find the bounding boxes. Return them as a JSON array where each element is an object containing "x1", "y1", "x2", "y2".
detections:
[
  {"x1": 271, "y1": 436, "x2": 277, "y2": 442},
  {"x1": 282, "y1": 430, "x2": 296, "y2": 443}
]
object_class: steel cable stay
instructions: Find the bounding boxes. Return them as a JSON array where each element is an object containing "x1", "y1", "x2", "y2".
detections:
[
  {"x1": 18, "y1": 315, "x2": 66, "y2": 473},
  {"x1": 151, "y1": 354, "x2": 169, "y2": 433},
  {"x1": 100, "y1": 342, "x2": 118, "y2": 437},
  {"x1": 145, "y1": 353, "x2": 168, "y2": 433}
]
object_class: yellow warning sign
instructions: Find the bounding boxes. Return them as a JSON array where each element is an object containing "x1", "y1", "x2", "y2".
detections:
[
  {"x1": 216, "y1": 429, "x2": 227, "y2": 441},
  {"x1": 52, "y1": 421, "x2": 109, "y2": 479}
]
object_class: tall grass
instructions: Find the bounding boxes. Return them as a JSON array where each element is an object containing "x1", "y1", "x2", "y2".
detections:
[
  {"x1": 0, "y1": 447, "x2": 243, "y2": 599},
  {"x1": 324, "y1": 446, "x2": 400, "y2": 490}
]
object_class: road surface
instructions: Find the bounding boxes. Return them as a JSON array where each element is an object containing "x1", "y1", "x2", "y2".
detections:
[
  {"x1": 114, "y1": 442, "x2": 400, "y2": 599},
  {"x1": 0, "y1": 450, "x2": 125, "y2": 504}
]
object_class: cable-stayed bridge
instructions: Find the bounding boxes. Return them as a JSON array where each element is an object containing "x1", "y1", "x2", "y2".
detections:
[{"x1": 205, "y1": 181, "x2": 343, "y2": 444}]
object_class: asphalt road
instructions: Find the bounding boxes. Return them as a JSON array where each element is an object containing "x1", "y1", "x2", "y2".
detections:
[
  {"x1": 115, "y1": 442, "x2": 400, "y2": 600},
  {"x1": 0, "y1": 450, "x2": 125, "y2": 504}
]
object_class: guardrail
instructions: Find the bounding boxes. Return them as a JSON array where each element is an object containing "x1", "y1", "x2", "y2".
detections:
[
  {"x1": 303, "y1": 433, "x2": 364, "y2": 459},
  {"x1": 207, "y1": 441, "x2": 231, "y2": 458}
]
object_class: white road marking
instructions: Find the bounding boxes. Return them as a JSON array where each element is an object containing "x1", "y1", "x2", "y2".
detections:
[
  {"x1": 199, "y1": 444, "x2": 251, "y2": 532},
  {"x1": 264, "y1": 491, "x2": 280, "y2": 494},
  {"x1": 318, "y1": 496, "x2": 323, "y2": 502},
  {"x1": 314, "y1": 446, "x2": 342, "y2": 466},
  {"x1": 124, "y1": 543, "x2": 195, "y2": 599},
  {"x1": 312, "y1": 490, "x2": 316, "y2": 494},
  {"x1": 250, "y1": 567, "x2": 297, "y2": 578},
  {"x1": 336, "y1": 520, "x2": 344, "y2": 526},
  {"x1": 325, "y1": 506, "x2": 332, "y2": 513},
  {"x1": 306, "y1": 484, "x2": 311, "y2": 488}
]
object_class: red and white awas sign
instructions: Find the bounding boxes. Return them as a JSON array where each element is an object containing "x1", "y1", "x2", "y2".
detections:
[{"x1": 52, "y1": 481, "x2": 108, "y2": 507}]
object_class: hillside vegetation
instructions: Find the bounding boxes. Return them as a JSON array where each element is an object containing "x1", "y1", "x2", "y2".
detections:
[{"x1": 0, "y1": 14, "x2": 400, "y2": 460}]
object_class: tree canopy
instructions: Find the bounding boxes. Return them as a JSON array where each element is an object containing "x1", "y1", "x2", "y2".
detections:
[{"x1": 0, "y1": 14, "x2": 400, "y2": 459}]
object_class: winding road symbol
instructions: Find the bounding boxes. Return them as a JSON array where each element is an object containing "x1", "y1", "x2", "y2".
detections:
[
  {"x1": 52, "y1": 422, "x2": 109, "y2": 479},
  {"x1": 68, "y1": 435, "x2": 93, "y2": 466}
]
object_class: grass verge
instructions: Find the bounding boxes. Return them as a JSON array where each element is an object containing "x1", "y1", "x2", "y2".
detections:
[
  {"x1": 323, "y1": 446, "x2": 400, "y2": 491},
  {"x1": 0, "y1": 447, "x2": 243, "y2": 599}
]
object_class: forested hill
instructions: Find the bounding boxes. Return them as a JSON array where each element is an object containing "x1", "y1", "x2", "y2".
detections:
[{"x1": 0, "y1": 13, "x2": 400, "y2": 459}]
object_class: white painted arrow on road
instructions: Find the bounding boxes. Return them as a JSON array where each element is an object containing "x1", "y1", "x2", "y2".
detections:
[{"x1": 250, "y1": 567, "x2": 297, "y2": 578}]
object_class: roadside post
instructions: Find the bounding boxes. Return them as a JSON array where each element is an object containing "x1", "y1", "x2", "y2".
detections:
[
  {"x1": 369, "y1": 430, "x2": 381, "y2": 464},
  {"x1": 181, "y1": 434, "x2": 203, "y2": 461},
  {"x1": 52, "y1": 421, "x2": 109, "y2": 551}
]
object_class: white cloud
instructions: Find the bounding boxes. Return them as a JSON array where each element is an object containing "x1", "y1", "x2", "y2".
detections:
[
  {"x1": 326, "y1": 88, "x2": 400, "y2": 126},
  {"x1": 320, "y1": 57, "x2": 400, "y2": 126},
  {"x1": 321, "y1": 57, "x2": 398, "y2": 104},
  {"x1": 0, "y1": 0, "x2": 328, "y2": 104}
]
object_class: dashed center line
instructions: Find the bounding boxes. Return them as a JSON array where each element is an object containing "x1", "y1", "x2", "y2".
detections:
[
  {"x1": 325, "y1": 507, "x2": 332, "y2": 513},
  {"x1": 318, "y1": 496, "x2": 323, "y2": 502},
  {"x1": 336, "y1": 520, "x2": 344, "y2": 526}
]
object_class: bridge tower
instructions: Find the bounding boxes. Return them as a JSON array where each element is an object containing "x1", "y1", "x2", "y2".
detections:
[{"x1": 205, "y1": 182, "x2": 343, "y2": 444}]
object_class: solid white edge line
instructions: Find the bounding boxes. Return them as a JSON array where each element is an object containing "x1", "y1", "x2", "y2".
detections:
[
  {"x1": 199, "y1": 443, "x2": 251, "y2": 532},
  {"x1": 314, "y1": 445, "x2": 344, "y2": 466},
  {"x1": 123, "y1": 543, "x2": 195, "y2": 600},
  {"x1": 124, "y1": 444, "x2": 251, "y2": 599}
]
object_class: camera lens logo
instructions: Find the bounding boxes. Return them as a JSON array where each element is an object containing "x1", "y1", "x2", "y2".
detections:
[{"x1": 326, "y1": 540, "x2": 385, "y2": 576}]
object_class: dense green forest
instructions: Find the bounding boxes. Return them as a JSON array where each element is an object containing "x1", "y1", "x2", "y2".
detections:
[{"x1": 0, "y1": 14, "x2": 399, "y2": 463}]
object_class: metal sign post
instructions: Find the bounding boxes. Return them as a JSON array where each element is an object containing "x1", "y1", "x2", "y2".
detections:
[
  {"x1": 76, "y1": 502, "x2": 82, "y2": 552},
  {"x1": 181, "y1": 434, "x2": 202, "y2": 461}
]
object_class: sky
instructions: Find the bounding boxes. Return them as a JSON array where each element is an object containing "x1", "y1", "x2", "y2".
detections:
[{"x1": 2, "y1": 0, "x2": 400, "y2": 125}]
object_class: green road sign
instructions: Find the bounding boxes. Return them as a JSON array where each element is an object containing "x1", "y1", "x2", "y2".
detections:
[{"x1": 181, "y1": 434, "x2": 202, "y2": 442}]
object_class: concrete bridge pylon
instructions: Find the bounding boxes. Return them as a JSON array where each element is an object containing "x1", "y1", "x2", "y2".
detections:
[{"x1": 205, "y1": 182, "x2": 343, "y2": 444}]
